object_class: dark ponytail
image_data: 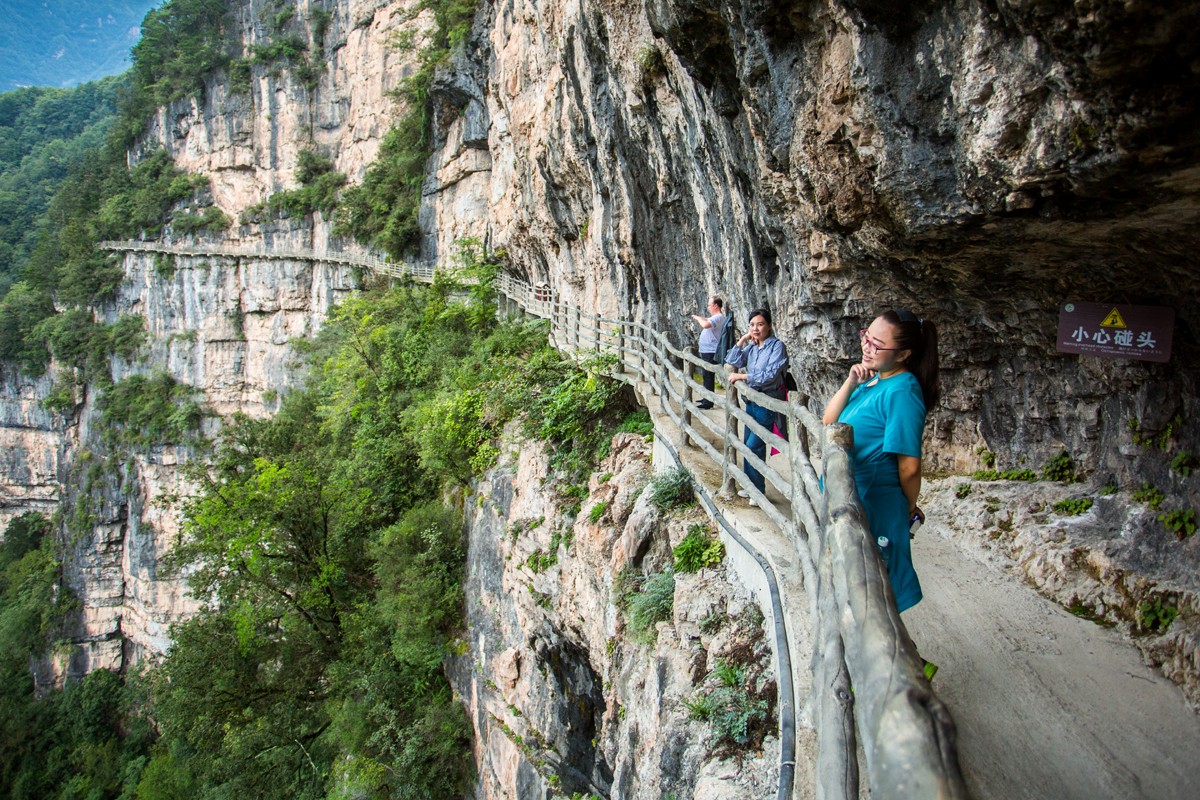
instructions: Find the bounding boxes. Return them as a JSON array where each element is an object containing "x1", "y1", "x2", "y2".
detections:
[{"x1": 883, "y1": 309, "x2": 940, "y2": 408}]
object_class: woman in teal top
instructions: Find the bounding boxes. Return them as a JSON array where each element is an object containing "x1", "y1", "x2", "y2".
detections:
[{"x1": 822, "y1": 309, "x2": 940, "y2": 614}]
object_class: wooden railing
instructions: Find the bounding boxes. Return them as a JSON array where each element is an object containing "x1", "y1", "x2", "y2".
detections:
[{"x1": 101, "y1": 241, "x2": 968, "y2": 799}]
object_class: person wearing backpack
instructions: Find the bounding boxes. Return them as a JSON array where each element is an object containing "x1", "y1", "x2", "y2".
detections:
[
  {"x1": 725, "y1": 308, "x2": 789, "y2": 504},
  {"x1": 690, "y1": 296, "x2": 726, "y2": 409}
]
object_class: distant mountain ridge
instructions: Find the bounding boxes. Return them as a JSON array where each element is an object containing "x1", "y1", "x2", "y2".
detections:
[{"x1": 0, "y1": 0, "x2": 159, "y2": 91}]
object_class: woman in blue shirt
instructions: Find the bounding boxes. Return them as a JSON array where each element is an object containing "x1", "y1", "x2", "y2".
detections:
[
  {"x1": 822, "y1": 309, "x2": 940, "y2": 614},
  {"x1": 725, "y1": 308, "x2": 789, "y2": 505}
]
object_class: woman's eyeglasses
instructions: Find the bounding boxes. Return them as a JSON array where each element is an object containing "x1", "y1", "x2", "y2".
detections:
[{"x1": 859, "y1": 329, "x2": 904, "y2": 354}]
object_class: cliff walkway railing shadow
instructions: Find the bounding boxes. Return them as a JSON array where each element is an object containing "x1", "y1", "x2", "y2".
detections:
[{"x1": 99, "y1": 241, "x2": 969, "y2": 800}]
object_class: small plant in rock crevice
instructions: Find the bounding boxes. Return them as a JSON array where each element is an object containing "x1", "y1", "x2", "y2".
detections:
[
  {"x1": 1128, "y1": 415, "x2": 1184, "y2": 451},
  {"x1": 955, "y1": 483, "x2": 972, "y2": 499},
  {"x1": 649, "y1": 467, "x2": 694, "y2": 510},
  {"x1": 971, "y1": 468, "x2": 1037, "y2": 482},
  {"x1": 673, "y1": 525, "x2": 725, "y2": 573},
  {"x1": 1159, "y1": 508, "x2": 1197, "y2": 540},
  {"x1": 1041, "y1": 450, "x2": 1078, "y2": 482},
  {"x1": 1053, "y1": 497, "x2": 1093, "y2": 516},
  {"x1": 620, "y1": 570, "x2": 675, "y2": 645},
  {"x1": 1138, "y1": 597, "x2": 1179, "y2": 633},
  {"x1": 1170, "y1": 450, "x2": 1198, "y2": 478},
  {"x1": 1132, "y1": 483, "x2": 1166, "y2": 510},
  {"x1": 684, "y1": 659, "x2": 770, "y2": 748}
]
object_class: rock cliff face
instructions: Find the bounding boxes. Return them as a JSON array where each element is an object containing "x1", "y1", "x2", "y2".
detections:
[
  {"x1": 25, "y1": 251, "x2": 356, "y2": 681},
  {"x1": 2, "y1": 0, "x2": 1199, "y2": 775},
  {"x1": 422, "y1": 0, "x2": 1200, "y2": 694},
  {"x1": 452, "y1": 431, "x2": 778, "y2": 799},
  {"x1": 429, "y1": 0, "x2": 1200, "y2": 478},
  {"x1": 144, "y1": 0, "x2": 423, "y2": 227}
]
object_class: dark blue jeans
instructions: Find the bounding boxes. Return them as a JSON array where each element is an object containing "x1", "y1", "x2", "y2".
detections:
[
  {"x1": 699, "y1": 351, "x2": 719, "y2": 393},
  {"x1": 743, "y1": 400, "x2": 776, "y2": 494}
]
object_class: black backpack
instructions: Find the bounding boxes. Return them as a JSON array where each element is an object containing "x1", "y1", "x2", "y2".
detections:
[{"x1": 714, "y1": 312, "x2": 736, "y2": 363}]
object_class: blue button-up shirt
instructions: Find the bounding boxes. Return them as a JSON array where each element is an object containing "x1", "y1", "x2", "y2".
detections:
[{"x1": 724, "y1": 336, "x2": 788, "y2": 394}]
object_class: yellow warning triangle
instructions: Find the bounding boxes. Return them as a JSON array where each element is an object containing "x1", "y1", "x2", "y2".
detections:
[{"x1": 1100, "y1": 307, "x2": 1127, "y2": 328}]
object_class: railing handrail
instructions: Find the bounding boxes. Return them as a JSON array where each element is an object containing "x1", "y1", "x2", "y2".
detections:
[{"x1": 99, "y1": 239, "x2": 968, "y2": 799}]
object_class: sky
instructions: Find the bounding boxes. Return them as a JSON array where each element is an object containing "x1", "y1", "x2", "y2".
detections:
[{"x1": 0, "y1": 1, "x2": 161, "y2": 92}]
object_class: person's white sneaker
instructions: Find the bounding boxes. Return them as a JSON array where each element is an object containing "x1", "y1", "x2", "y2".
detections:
[
  {"x1": 748, "y1": 498, "x2": 759, "y2": 507},
  {"x1": 737, "y1": 489, "x2": 750, "y2": 498}
]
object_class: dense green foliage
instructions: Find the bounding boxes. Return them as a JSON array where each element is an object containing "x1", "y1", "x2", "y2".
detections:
[
  {"x1": 242, "y1": 150, "x2": 347, "y2": 223},
  {"x1": 0, "y1": 143, "x2": 212, "y2": 376},
  {"x1": 96, "y1": 371, "x2": 205, "y2": 448},
  {"x1": 0, "y1": 79, "x2": 121, "y2": 297},
  {"x1": 117, "y1": 0, "x2": 234, "y2": 145},
  {"x1": 139, "y1": 269, "x2": 634, "y2": 797},
  {"x1": 0, "y1": 513, "x2": 154, "y2": 800},
  {"x1": 0, "y1": 260, "x2": 641, "y2": 798},
  {"x1": 0, "y1": 145, "x2": 217, "y2": 374}
]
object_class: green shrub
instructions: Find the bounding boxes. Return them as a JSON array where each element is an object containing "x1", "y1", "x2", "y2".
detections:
[
  {"x1": 673, "y1": 525, "x2": 724, "y2": 573},
  {"x1": 625, "y1": 570, "x2": 675, "y2": 644},
  {"x1": 96, "y1": 371, "x2": 205, "y2": 448},
  {"x1": 1170, "y1": 450, "x2": 1197, "y2": 478},
  {"x1": 588, "y1": 500, "x2": 609, "y2": 523},
  {"x1": 524, "y1": 549, "x2": 557, "y2": 573},
  {"x1": 685, "y1": 659, "x2": 770, "y2": 747},
  {"x1": 1052, "y1": 497, "x2": 1093, "y2": 516},
  {"x1": 1041, "y1": 451, "x2": 1077, "y2": 482},
  {"x1": 955, "y1": 483, "x2": 972, "y2": 499},
  {"x1": 1159, "y1": 508, "x2": 1196, "y2": 540},
  {"x1": 1138, "y1": 597, "x2": 1179, "y2": 633},
  {"x1": 971, "y1": 468, "x2": 1037, "y2": 482},
  {"x1": 1132, "y1": 483, "x2": 1165, "y2": 510},
  {"x1": 616, "y1": 408, "x2": 653, "y2": 436},
  {"x1": 241, "y1": 150, "x2": 346, "y2": 222},
  {"x1": 649, "y1": 467, "x2": 694, "y2": 510},
  {"x1": 172, "y1": 205, "x2": 230, "y2": 234}
]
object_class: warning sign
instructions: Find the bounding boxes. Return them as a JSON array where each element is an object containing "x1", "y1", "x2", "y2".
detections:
[
  {"x1": 1057, "y1": 301, "x2": 1174, "y2": 363},
  {"x1": 1099, "y1": 308, "x2": 1127, "y2": 329}
]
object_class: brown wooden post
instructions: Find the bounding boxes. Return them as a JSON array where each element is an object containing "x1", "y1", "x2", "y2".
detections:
[
  {"x1": 616, "y1": 322, "x2": 626, "y2": 374},
  {"x1": 680, "y1": 351, "x2": 694, "y2": 449},
  {"x1": 720, "y1": 372, "x2": 739, "y2": 498}
]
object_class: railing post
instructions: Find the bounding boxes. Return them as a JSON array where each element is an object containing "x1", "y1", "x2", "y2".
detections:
[
  {"x1": 593, "y1": 313, "x2": 602, "y2": 354},
  {"x1": 573, "y1": 306, "x2": 581, "y2": 353},
  {"x1": 788, "y1": 397, "x2": 807, "y2": 542},
  {"x1": 616, "y1": 322, "x2": 626, "y2": 374},
  {"x1": 656, "y1": 337, "x2": 668, "y2": 413},
  {"x1": 681, "y1": 352, "x2": 694, "y2": 449},
  {"x1": 720, "y1": 372, "x2": 738, "y2": 499}
]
